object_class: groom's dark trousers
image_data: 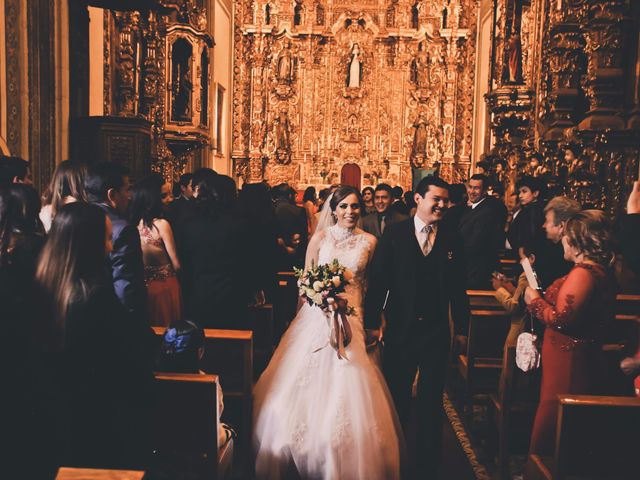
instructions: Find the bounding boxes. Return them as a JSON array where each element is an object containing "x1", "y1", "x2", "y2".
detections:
[{"x1": 364, "y1": 218, "x2": 469, "y2": 479}]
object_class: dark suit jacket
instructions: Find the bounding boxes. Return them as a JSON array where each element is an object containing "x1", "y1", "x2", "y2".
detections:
[
  {"x1": 458, "y1": 196, "x2": 508, "y2": 288},
  {"x1": 622, "y1": 214, "x2": 640, "y2": 277},
  {"x1": 274, "y1": 199, "x2": 308, "y2": 270},
  {"x1": 364, "y1": 218, "x2": 470, "y2": 346},
  {"x1": 361, "y1": 209, "x2": 408, "y2": 239},
  {"x1": 95, "y1": 203, "x2": 147, "y2": 319},
  {"x1": 180, "y1": 212, "x2": 256, "y2": 329},
  {"x1": 506, "y1": 201, "x2": 545, "y2": 257}
]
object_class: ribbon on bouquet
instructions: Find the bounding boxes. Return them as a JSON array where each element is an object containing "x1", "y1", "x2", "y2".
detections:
[
  {"x1": 313, "y1": 309, "x2": 352, "y2": 360},
  {"x1": 330, "y1": 310, "x2": 352, "y2": 359}
]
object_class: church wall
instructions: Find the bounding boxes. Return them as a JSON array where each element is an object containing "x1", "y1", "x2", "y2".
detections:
[{"x1": 212, "y1": 0, "x2": 234, "y2": 174}]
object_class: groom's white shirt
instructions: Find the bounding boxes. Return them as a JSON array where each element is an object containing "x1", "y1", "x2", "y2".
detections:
[{"x1": 414, "y1": 215, "x2": 438, "y2": 253}]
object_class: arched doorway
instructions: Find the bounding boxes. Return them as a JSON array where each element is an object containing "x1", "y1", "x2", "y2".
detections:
[{"x1": 340, "y1": 163, "x2": 361, "y2": 190}]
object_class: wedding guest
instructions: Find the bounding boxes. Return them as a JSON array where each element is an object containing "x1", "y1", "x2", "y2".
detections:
[
  {"x1": 458, "y1": 174, "x2": 508, "y2": 289},
  {"x1": 236, "y1": 182, "x2": 278, "y2": 303},
  {"x1": 180, "y1": 174, "x2": 254, "y2": 329},
  {"x1": 39, "y1": 160, "x2": 87, "y2": 232},
  {"x1": 85, "y1": 162, "x2": 149, "y2": 328},
  {"x1": 130, "y1": 174, "x2": 182, "y2": 327},
  {"x1": 524, "y1": 210, "x2": 617, "y2": 456},
  {"x1": 361, "y1": 186, "x2": 376, "y2": 216},
  {"x1": 506, "y1": 175, "x2": 545, "y2": 260},
  {"x1": 273, "y1": 182, "x2": 308, "y2": 270},
  {"x1": 389, "y1": 185, "x2": 410, "y2": 216},
  {"x1": 0, "y1": 155, "x2": 32, "y2": 186},
  {"x1": 493, "y1": 240, "x2": 541, "y2": 350},
  {"x1": 539, "y1": 196, "x2": 581, "y2": 285},
  {"x1": 167, "y1": 173, "x2": 196, "y2": 228},
  {"x1": 34, "y1": 202, "x2": 153, "y2": 469},
  {"x1": 302, "y1": 186, "x2": 318, "y2": 235},
  {"x1": 362, "y1": 183, "x2": 407, "y2": 239},
  {"x1": 441, "y1": 183, "x2": 467, "y2": 231},
  {"x1": 404, "y1": 190, "x2": 417, "y2": 217}
]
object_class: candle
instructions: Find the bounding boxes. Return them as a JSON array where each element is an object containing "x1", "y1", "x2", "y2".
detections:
[
  {"x1": 304, "y1": 153, "x2": 307, "y2": 162},
  {"x1": 365, "y1": 137, "x2": 369, "y2": 149}
]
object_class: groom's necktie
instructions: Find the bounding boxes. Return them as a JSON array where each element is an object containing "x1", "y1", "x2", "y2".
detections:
[
  {"x1": 422, "y1": 224, "x2": 434, "y2": 256},
  {"x1": 380, "y1": 214, "x2": 386, "y2": 234}
]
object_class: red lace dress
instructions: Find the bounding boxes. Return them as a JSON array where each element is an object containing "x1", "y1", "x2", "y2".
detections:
[
  {"x1": 527, "y1": 263, "x2": 616, "y2": 455},
  {"x1": 139, "y1": 224, "x2": 183, "y2": 327}
]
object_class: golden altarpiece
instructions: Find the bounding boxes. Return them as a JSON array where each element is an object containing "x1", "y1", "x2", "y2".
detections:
[{"x1": 232, "y1": 0, "x2": 479, "y2": 189}]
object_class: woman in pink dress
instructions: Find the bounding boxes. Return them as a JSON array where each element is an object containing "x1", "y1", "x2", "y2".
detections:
[{"x1": 130, "y1": 174, "x2": 182, "y2": 327}]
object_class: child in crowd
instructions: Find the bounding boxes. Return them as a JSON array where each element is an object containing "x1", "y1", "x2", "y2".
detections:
[{"x1": 159, "y1": 319, "x2": 233, "y2": 447}]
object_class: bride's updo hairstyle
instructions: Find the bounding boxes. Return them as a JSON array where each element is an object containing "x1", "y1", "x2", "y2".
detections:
[
  {"x1": 329, "y1": 185, "x2": 364, "y2": 213},
  {"x1": 563, "y1": 209, "x2": 615, "y2": 267}
]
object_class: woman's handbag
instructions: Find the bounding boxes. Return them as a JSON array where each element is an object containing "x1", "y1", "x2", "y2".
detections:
[{"x1": 516, "y1": 311, "x2": 540, "y2": 372}]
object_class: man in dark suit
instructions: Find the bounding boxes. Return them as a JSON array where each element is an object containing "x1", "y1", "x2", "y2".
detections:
[
  {"x1": 166, "y1": 172, "x2": 195, "y2": 228},
  {"x1": 85, "y1": 163, "x2": 148, "y2": 325},
  {"x1": 365, "y1": 176, "x2": 469, "y2": 479},
  {"x1": 362, "y1": 183, "x2": 407, "y2": 239},
  {"x1": 458, "y1": 174, "x2": 508, "y2": 289},
  {"x1": 273, "y1": 183, "x2": 308, "y2": 270}
]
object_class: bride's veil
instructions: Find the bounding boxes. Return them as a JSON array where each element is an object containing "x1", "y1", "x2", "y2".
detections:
[{"x1": 312, "y1": 192, "x2": 335, "y2": 240}]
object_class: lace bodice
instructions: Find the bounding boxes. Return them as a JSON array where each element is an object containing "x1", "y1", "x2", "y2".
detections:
[{"x1": 317, "y1": 225, "x2": 373, "y2": 311}]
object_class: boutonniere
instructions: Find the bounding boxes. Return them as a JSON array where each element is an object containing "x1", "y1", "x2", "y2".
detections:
[{"x1": 447, "y1": 251, "x2": 454, "y2": 260}]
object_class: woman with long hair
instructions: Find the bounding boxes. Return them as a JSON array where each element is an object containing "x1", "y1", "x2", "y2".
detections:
[
  {"x1": 302, "y1": 186, "x2": 318, "y2": 235},
  {"x1": 524, "y1": 210, "x2": 617, "y2": 456},
  {"x1": 361, "y1": 185, "x2": 376, "y2": 216},
  {"x1": 35, "y1": 202, "x2": 152, "y2": 468},
  {"x1": 129, "y1": 173, "x2": 182, "y2": 327},
  {"x1": 39, "y1": 160, "x2": 87, "y2": 232}
]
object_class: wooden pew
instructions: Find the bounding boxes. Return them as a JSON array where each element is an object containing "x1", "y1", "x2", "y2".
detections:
[
  {"x1": 457, "y1": 309, "x2": 511, "y2": 418},
  {"x1": 151, "y1": 327, "x2": 253, "y2": 464},
  {"x1": 56, "y1": 467, "x2": 145, "y2": 480},
  {"x1": 467, "y1": 290, "x2": 503, "y2": 311},
  {"x1": 499, "y1": 258, "x2": 519, "y2": 278},
  {"x1": 248, "y1": 303, "x2": 275, "y2": 377},
  {"x1": 525, "y1": 395, "x2": 640, "y2": 480},
  {"x1": 149, "y1": 373, "x2": 232, "y2": 480},
  {"x1": 616, "y1": 293, "x2": 640, "y2": 316}
]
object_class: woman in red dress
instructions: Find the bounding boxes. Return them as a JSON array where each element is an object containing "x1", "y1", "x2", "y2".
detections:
[{"x1": 524, "y1": 210, "x2": 617, "y2": 455}]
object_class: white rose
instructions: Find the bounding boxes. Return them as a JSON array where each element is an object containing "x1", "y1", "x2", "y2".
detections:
[
  {"x1": 332, "y1": 276, "x2": 341, "y2": 288},
  {"x1": 343, "y1": 269, "x2": 354, "y2": 281},
  {"x1": 313, "y1": 280, "x2": 323, "y2": 292},
  {"x1": 312, "y1": 292, "x2": 323, "y2": 305},
  {"x1": 305, "y1": 287, "x2": 315, "y2": 298}
]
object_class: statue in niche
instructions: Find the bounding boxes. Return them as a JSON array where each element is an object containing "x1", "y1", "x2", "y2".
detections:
[
  {"x1": 411, "y1": 42, "x2": 430, "y2": 88},
  {"x1": 316, "y1": 3, "x2": 325, "y2": 26},
  {"x1": 346, "y1": 43, "x2": 362, "y2": 88},
  {"x1": 504, "y1": 0, "x2": 523, "y2": 83},
  {"x1": 411, "y1": 113, "x2": 429, "y2": 163},
  {"x1": 171, "y1": 39, "x2": 193, "y2": 122},
  {"x1": 276, "y1": 40, "x2": 295, "y2": 84},
  {"x1": 274, "y1": 109, "x2": 291, "y2": 163},
  {"x1": 411, "y1": 2, "x2": 420, "y2": 29}
]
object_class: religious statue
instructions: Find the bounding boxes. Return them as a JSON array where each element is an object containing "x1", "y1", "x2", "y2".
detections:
[
  {"x1": 411, "y1": 43, "x2": 430, "y2": 88},
  {"x1": 274, "y1": 109, "x2": 291, "y2": 164},
  {"x1": 276, "y1": 40, "x2": 295, "y2": 83},
  {"x1": 411, "y1": 113, "x2": 429, "y2": 165},
  {"x1": 346, "y1": 44, "x2": 362, "y2": 89},
  {"x1": 172, "y1": 61, "x2": 193, "y2": 121},
  {"x1": 504, "y1": 0, "x2": 523, "y2": 84}
]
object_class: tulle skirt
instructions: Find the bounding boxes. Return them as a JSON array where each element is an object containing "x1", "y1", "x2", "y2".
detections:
[
  {"x1": 146, "y1": 270, "x2": 183, "y2": 327},
  {"x1": 253, "y1": 304, "x2": 404, "y2": 480}
]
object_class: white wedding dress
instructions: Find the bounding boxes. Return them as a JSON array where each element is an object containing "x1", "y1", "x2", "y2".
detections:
[{"x1": 253, "y1": 224, "x2": 404, "y2": 479}]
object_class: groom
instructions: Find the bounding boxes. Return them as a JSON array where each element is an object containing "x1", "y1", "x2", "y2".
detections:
[{"x1": 364, "y1": 176, "x2": 469, "y2": 478}]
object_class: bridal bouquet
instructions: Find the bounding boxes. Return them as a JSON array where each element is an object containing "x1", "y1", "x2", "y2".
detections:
[{"x1": 294, "y1": 259, "x2": 355, "y2": 358}]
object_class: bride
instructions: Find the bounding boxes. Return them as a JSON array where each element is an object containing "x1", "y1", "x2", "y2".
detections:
[{"x1": 253, "y1": 186, "x2": 404, "y2": 479}]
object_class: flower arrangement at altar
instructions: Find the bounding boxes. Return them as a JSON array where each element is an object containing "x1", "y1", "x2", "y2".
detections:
[
  {"x1": 294, "y1": 259, "x2": 355, "y2": 314},
  {"x1": 294, "y1": 259, "x2": 355, "y2": 358}
]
